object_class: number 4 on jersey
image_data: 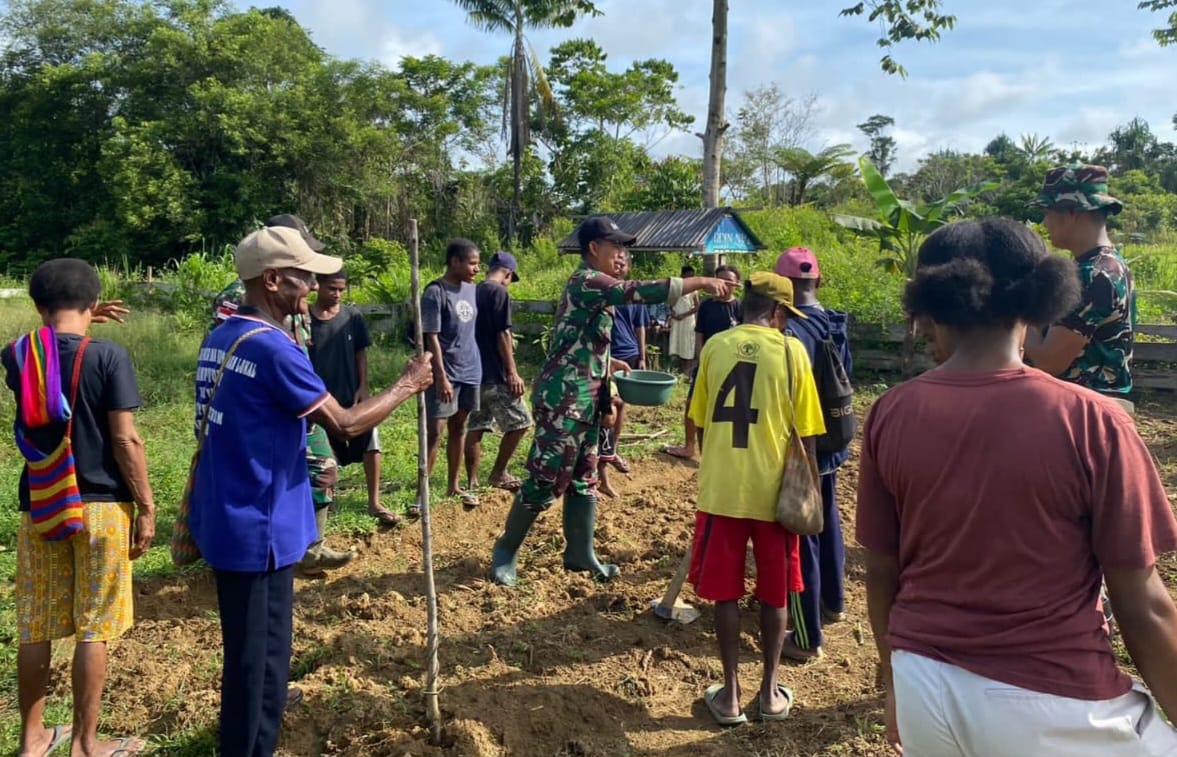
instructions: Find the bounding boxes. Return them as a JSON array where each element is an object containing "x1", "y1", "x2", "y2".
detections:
[{"x1": 711, "y1": 362, "x2": 759, "y2": 448}]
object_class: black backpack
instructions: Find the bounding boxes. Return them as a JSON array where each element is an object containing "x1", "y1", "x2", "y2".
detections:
[{"x1": 789, "y1": 313, "x2": 855, "y2": 455}]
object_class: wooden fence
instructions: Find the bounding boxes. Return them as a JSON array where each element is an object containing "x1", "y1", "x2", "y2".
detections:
[{"x1": 356, "y1": 299, "x2": 1177, "y2": 391}]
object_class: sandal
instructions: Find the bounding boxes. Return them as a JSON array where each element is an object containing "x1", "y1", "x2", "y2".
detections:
[
  {"x1": 368, "y1": 505, "x2": 404, "y2": 528},
  {"x1": 756, "y1": 685, "x2": 795, "y2": 722},
  {"x1": 406, "y1": 503, "x2": 422, "y2": 519},
  {"x1": 703, "y1": 683, "x2": 747, "y2": 726},
  {"x1": 107, "y1": 736, "x2": 148, "y2": 757},
  {"x1": 460, "y1": 492, "x2": 481, "y2": 510},
  {"x1": 44, "y1": 724, "x2": 71, "y2": 756},
  {"x1": 608, "y1": 456, "x2": 631, "y2": 474},
  {"x1": 488, "y1": 474, "x2": 523, "y2": 492}
]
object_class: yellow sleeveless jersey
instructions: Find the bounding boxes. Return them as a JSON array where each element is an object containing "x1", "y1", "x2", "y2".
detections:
[{"x1": 689, "y1": 324, "x2": 825, "y2": 521}]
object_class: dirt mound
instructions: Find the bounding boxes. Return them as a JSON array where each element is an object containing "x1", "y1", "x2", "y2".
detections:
[{"x1": 98, "y1": 455, "x2": 894, "y2": 756}]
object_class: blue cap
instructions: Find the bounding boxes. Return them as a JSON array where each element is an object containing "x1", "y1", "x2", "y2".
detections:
[{"x1": 488, "y1": 251, "x2": 520, "y2": 282}]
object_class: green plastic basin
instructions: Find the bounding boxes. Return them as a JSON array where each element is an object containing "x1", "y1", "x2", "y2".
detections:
[{"x1": 614, "y1": 370, "x2": 678, "y2": 406}]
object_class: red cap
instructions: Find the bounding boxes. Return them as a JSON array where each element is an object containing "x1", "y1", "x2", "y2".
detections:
[{"x1": 774, "y1": 247, "x2": 821, "y2": 279}]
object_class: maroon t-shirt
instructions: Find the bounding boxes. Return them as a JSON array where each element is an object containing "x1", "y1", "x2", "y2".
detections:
[{"x1": 857, "y1": 368, "x2": 1177, "y2": 701}]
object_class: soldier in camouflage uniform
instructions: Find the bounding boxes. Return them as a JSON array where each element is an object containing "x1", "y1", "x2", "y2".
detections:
[
  {"x1": 211, "y1": 215, "x2": 354, "y2": 576},
  {"x1": 490, "y1": 217, "x2": 733, "y2": 586},
  {"x1": 1024, "y1": 164, "x2": 1135, "y2": 411}
]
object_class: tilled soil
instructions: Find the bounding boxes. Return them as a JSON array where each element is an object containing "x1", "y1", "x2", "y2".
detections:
[{"x1": 30, "y1": 397, "x2": 1177, "y2": 756}]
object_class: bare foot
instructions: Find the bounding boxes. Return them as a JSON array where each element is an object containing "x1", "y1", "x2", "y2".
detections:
[
  {"x1": 599, "y1": 481, "x2": 618, "y2": 498},
  {"x1": 662, "y1": 444, "x2": 696, "y2": 460},
  {"x1": 608, "y1": 456, "x2": 631, "y2": 474}
]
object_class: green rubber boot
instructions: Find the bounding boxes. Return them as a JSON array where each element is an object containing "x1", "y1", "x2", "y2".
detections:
[
  {"x1": 297, "y1": 507, "x2": 355, "y2": 577},
  {"x1": 562, "y1": 494, "x2": 619, "y2": 582},
  {"x1": 491, "y1": 497, "x2": 540, "y2": 586}
]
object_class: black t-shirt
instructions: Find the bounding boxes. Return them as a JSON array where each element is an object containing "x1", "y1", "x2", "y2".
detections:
[
  {"x1": 309, "y1": 305, "x2": 371, "y2": 408},
  {"x1": 2, "y1": 334, "x2": 141, "y2": 511},
  {"x1": 474, "y1": 280, "x2": 512, "y2": 385},
  {"x1": 695, "y1": 298, "x2": 743, "y2": 345}
]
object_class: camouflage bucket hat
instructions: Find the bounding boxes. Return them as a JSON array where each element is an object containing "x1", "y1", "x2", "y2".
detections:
[{"x1": 1031, "y1": 163, "x2": 1123, "y2": 215}]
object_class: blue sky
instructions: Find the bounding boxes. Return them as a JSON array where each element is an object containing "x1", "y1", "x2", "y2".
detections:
[{"x1": 274, "y1": 0, "x2": 1176, "y2": 172}]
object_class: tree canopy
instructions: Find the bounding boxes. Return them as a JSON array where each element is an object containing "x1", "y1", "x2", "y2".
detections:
[{"x1": 0, "y1": 0, "x2": 1175, "y2": 270}]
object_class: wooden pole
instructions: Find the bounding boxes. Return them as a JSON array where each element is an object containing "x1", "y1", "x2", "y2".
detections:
[{"x1": 410, "y1": 219, "x2": 443, "y2": 744}]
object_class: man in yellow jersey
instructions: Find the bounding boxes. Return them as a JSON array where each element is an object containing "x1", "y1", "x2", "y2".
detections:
[{"x1": 689, "y1": 271, "x2": 825, "y2": 726}]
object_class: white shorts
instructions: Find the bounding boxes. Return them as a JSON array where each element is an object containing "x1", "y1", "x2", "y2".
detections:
[{"x1": 893, "y1": 650, "x2": 1177, "y2": 757}]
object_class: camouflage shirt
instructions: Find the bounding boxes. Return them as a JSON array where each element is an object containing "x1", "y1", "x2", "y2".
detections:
[
  {"x1": 1057, "y1": 246, "x2": 1134, "y2": 395},
  {"x1": 533, "y1": 262, "x2": 682, "y2": 422}
]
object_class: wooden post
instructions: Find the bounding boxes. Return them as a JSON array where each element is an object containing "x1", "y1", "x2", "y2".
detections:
[
  {"x1": 146, "y1": 266, "x2": 153, "y2": 285},
  {"x1": 410, "y1": 219, "x2": 443, "y2": 744}
]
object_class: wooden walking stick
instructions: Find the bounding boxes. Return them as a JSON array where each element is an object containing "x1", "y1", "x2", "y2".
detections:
[
  {"x1": 649, "y1": 549, "x2": 702, "y2": 624},
  {"x1": 410, "y1": 219, "x2": 443, "y2": 744}
]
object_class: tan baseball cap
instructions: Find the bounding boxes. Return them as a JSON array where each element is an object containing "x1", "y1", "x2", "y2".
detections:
[{"x1": 235, "y1": 226, "x2": 343, "y2": 281}]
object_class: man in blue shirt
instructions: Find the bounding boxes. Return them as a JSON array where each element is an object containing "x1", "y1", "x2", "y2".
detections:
[
  {"x1": 775, "y1": 247, "x2": 853, "y2": 662},
  {"x1": 466, "y1": 252, "x2": 532, "y2": 492},
  {"x1": 602, "y1": 251, "x2": 648, "y2": 474},
  {"x1": 192, "y1": 225, "x2": 432, "y2": 757},
  {"x1": 421, "y1": 238, "x2": 483, "y2": 510}
]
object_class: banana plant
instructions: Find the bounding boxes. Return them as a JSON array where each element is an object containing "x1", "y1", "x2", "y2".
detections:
[{"x1": 834, "y1": 155, "x2": 997, "y2": 373}]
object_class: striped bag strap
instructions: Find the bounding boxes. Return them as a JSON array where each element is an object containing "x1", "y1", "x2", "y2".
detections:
[
  {"x1": 63, "y1": 337, "x2": 91, "y2": 439},
  {"x1": 195, "y1": 327, "x2": 269, "y2": 449}
]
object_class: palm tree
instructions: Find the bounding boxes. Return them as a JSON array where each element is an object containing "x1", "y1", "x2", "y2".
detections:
[
  {"x1": 452, "y1": 0, "x2": 599, "y2": 242},
  {"x1": 773, "y1": 144, "x2": 855, "y2": 206},
  {"x1": 1018, "y1": 133, "x2": 1055, "y2": 164}
]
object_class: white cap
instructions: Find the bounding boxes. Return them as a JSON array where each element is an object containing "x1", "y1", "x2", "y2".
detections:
[{"x1": 235, "y1": 226, "x2": 343, "y2": 281}]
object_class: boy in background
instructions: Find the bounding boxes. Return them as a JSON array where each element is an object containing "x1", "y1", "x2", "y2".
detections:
[{"x1": 309, "y1": 269, "x2": 402, "y2": 527}]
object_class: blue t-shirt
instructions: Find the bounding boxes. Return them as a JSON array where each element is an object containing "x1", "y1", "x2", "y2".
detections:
[
  {"x1": 786, "y1": 302, "x2": 853, "y2": 473},
  {"x1": 421, "y1": 279, "x2": 482, "y2": 386},
  {"x1": 610, "y1": 304, "x2": 650, "y2": 361},
  {"x1": 190, "y1": 313, "x2": 329, "y2": 572}
]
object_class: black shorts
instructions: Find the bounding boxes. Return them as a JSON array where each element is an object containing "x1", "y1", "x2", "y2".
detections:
[{"x1": 328, "y1": 427, "x2": 380, "y2": 467}]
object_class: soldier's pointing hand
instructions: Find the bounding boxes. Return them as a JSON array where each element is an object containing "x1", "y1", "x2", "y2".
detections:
[{"x1": 703, "y1": 277, "x2": 734, "y2": 299}]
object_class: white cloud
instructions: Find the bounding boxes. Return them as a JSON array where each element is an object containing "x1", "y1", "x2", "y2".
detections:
[
  {"x1": 1056, "y1": 107, "x2": 1122, "y2": 146},
  {"x1": 379, "y1": 27, "x2": 445, "y2": 67},
  {"x1": 268, "y1": 0, "x2": 1177, "y2": 171}
]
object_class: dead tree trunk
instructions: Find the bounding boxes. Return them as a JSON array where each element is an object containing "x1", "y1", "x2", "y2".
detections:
[{"x1": 699, "y1": 0, "x2": 728, "y2": 276}]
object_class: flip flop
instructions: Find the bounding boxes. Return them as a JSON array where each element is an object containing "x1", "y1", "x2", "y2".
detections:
[
  {"x1": 406, "y1": 503, "x2": 422, "y2": 519},
  {"x1": 368, "y1": 506, "x2": 404, "y2": 528},
  {"x1": 703, "y1": 683, "x2": 747, "y2": 727},
  {"x1": 756, "y1": 685, "x2": 795, "y2": 722},
  {"x1": 44, "y1": 724, "x2": 71, "y2": 756},
  {"x1": 608, "y1": 456, "x2": 631, "y2": 474},
  {"x1": 488, "y1": 475, "x2": 523, "y2": 492},
  {"x1": 107, "y1": 736, "x2": 147, "y2": 757},
  {"x1": 460, "y1": 492, "x2": 481, "y2": 510}
]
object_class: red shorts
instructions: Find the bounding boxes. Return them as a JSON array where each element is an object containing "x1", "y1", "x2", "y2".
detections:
[{"x1": 688, "y1": 511, "x2": 802, "y2": 609}]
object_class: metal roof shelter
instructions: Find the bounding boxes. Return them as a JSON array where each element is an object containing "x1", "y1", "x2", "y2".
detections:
[{"x1": 556, "y1": 208, "x2": 765, "y2": 255}]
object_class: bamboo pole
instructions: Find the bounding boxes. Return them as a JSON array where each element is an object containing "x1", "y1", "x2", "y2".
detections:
[{"x1": 410, "y1": 219, "x2": 443, "y2": 744}]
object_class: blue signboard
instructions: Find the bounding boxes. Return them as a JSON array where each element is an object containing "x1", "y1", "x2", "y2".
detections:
[{"x1": 703, "y1": 215, "x2": 757, "y2": 254}]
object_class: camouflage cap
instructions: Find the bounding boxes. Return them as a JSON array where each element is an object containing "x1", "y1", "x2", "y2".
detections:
[{"x1": 1031, "y1": 163, "x2": 1123, "y2": 215}]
